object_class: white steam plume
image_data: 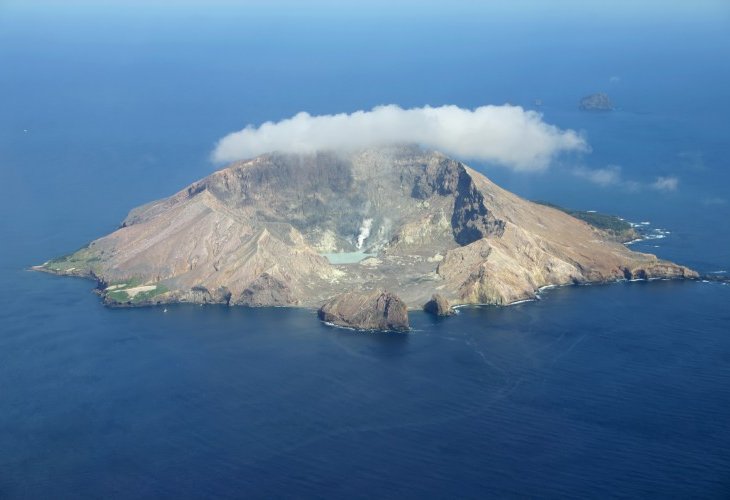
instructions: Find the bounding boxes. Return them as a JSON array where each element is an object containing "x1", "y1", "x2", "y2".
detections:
[
  {"x1": 212, "y1": 104, "x2": 588, "y2": 171},
  {"x1": 356, "y1": 218, "x2": 373, "y2": 249}
]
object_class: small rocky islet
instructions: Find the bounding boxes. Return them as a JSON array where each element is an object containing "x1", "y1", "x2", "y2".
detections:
[
  {"x1": 36, "y1": 146, "x2": 697, "y2": 332},
  {"x1": 579, "y1": 92, "x2": 614, "y2": 111},
  {"x1": 318, "y1": 289, "x2": 410, "y2": 332}
]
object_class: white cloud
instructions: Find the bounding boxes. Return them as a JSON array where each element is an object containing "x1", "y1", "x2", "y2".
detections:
[
  {"x1": 702, "y1": 197, "x2": 726, "y2": 206},
  {"x1": 573, "y1": 165, "x2": 623, "y2": 187},
  {"x1": 651, "y1": 176, "x2": 679, "y2": 192},
  {"x1": 212, "y1": 104, "x2": 588, "y2": 171},
  {"x1": 678, "y1": 150, "x2": 706, "y2": 171},
  {"x1": 573, "y1": 166, "x2": 679, "y2": 193}
]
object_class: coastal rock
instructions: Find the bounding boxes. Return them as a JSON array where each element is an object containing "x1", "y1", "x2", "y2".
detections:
[
  {"x1": 318, "y1": 290, "x2": 409, "y2": 331},
  {"x1": 176, "y1": 285, "x2": 232, "y2": 304},
  {"x1": 623, "y1": 263, "x2": 698, "y2": 281},
  {"x1": 237, "y1": 272, "x2": 298, "y2": 306},
  {"x1": 579, "y1": 93, "x2": 614, "y2": 111},
  {"x1": 424, "y1": 294, "x2": 454, "y2": 316}
]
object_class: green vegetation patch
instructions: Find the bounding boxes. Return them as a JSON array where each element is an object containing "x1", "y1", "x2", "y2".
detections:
[
  {"x1": 130, "y1": 285, "x2": 169, "y2": 303},
  {"x1": 105, "y1": 277, "x2": 144, "y2": 289},
  {"x1": 45, "y1": 244, "x2": 101, "y2": 272},
  {"x1": 104, "y1": 282, "x2": 169, "y2": 304},
  {"x1": 106, "y1": 290, "x2": 131, "y2": 302}
]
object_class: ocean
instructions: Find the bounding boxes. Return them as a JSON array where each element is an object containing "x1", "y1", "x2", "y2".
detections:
[{"x1": 1, "y1": 3, "x2": 729, "y2": 498}]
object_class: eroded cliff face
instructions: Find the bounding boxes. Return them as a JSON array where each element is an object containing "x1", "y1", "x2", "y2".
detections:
[{"x1": 39, "y1": 146, "x2": 697, "y2": 310}]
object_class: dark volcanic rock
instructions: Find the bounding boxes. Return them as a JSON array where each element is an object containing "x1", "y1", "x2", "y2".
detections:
[
  {"x1": 410, "y1": 156, "x2": 505, "y2": 245},
  {"x1": 579, "y1": 93, "x2": 614, "y2": 111},
  {"x1": 451, "y1": 169, "x2": 505, "y2": 245},
  {"x1": 237, "y1": 273, "x2": 298, "y2": 306},
  {"x1": 182, "y1": 285, "x2": 232, "y2": 304},
  {"x1": 424, "y1": 294, "x2": 455, "y2": 316},
  {"x1": 318, "y1": 289, "x2": 409, "y2": 331}
]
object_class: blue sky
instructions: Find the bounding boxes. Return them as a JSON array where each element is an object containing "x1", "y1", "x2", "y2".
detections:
[{"x1": 3, "y1": 0, "x2": 730, "y2": 20}]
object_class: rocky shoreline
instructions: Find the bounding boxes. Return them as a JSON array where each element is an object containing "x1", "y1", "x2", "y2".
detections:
[{"x1": 33, "y1": 264, "x2": 714, "y2": 331}]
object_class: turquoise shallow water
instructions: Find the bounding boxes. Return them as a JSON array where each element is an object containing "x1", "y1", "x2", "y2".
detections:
[
  {"x1": 322, "y1": 252, "x2": 376, "y2": 264},
  {"x1": 1, "y1": 3, "x2": 729, "y2": 498}
]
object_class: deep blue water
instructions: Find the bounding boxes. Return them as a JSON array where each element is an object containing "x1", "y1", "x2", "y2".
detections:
[{"x1": 1, "y1": 3, "x2": 730, "y2": 498}]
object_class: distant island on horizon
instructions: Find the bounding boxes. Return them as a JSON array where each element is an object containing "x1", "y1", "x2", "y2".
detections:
[
  {"x1": 36, "y1": 146, "x2": 697, "y2": 331},
  {"x1": 579, "y1": 92, "x2": 614, "y2": 111}
]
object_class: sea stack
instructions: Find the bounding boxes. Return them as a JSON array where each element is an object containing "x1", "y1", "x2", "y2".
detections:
[
  {"x1": 318, "y1": 290, "x2": 409, "y2": 331},
  {"x1": 424, "y1": 294, "x2": 455, "y2": 316}
]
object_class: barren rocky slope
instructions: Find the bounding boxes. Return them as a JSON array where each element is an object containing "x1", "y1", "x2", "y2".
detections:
[{"x1": 38, "y1": 146, "x2": 697, "y2": 310}]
